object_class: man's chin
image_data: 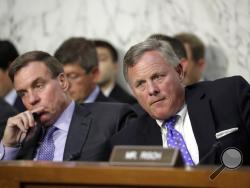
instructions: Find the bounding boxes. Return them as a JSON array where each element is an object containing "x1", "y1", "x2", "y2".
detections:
[{"x1": 149, "y1": 109, "x2": 171, "y2": 120}]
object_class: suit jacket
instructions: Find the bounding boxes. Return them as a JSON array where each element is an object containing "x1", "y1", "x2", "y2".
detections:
[
  {"x1": 0, "y1": 98, "x2": 18, "y2": 139},
  {"x1": 110, "y1": 76, "x2": 250, "y2": 165},
  {"x1": 110, "y1": 84, "x2": 137, "y2": 104},
  {"x1": 16, "y1": 102, "x2": 135, "y2": 161}
]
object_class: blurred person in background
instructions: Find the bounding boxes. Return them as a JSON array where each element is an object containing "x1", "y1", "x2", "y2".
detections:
[
  {"x1": 55, "y1": 37, "x2": 114, "y2": 103},
  {"x1": 0, "y1": 40, "x2": 26, "y2": 112},
  {"x1": 174, "y1": 32, "x2": 206, "y2": 86},
  {"x1": 94, "y1": 40, "x2": 136, "y2": 104},
  {"x1": 0, "y1": 97, "x2": 17, "y2": 139}
]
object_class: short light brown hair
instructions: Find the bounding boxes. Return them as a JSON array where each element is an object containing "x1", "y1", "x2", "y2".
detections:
[
  {"x1": 174, "y1": 32, "x2": 205, "y2": 62},
  {"x1": 54, "y1": 37, "x2": 98, "y2": 73}
]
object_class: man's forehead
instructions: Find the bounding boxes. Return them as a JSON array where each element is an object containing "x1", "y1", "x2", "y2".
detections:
[
  {"x1": 14, "y1": 62, "x2": 50, "y2": 85},
  {"x1": 97, "y1": 47, "x2": 112, "y2": 57}
]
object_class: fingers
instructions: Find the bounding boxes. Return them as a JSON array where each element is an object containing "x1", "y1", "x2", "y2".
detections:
[
  {"x1": 31, "y1": 106, "x2": 44, "y2": 114},
  {"x1": 2, "y1": 107, "x2": 44, "y2": 147},
  {"x1": 17, "y1": 131, "x2": 27, "y2": 144},
  {"x1": 12, "y1": 111, "x2": 35, "y2": 131}
]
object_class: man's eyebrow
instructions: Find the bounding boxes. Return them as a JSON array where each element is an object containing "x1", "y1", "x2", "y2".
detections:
[
  {"x1": 16, "y1": 77, "x2": 44, "y2": 95},
  {"x1": 151, "y1": 73, "x2": 160, "y2": 78},
  {"x1": 31, "y1": 77, "x2": 45, "y2": 87},
  {"x1": 134, "y1": 79, "x2": 145, "y2": 85}
]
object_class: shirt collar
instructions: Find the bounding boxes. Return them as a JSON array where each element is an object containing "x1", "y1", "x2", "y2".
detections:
[
  {"x1": 102, "y1": 82, "x2": 115, "y2": 97},
  {"x1": 156, "y1": 104, "x2": 187, "y2": 128},
  {"x1": 53, "y1": 101, "x2": 75, "y2": 132},
  {"x1": 4, "y1": 89, "x2": 17, "y2": 105},
  {"x1": 84, "y1": 86, "x2": 100, "y2": 103}
]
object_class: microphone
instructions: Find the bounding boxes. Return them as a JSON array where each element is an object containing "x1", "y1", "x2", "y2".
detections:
[
  {"x1": 198, "y1": 141, "x2": 221, "y2": 165},
  {"x1": 68, "y1": 152, "x2": 81, "y2": 161}
]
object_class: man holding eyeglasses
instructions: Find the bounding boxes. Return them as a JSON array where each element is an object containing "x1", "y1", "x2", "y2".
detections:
[{"x1": 54, "y1": 37, "x2": 114, "y2": 103}]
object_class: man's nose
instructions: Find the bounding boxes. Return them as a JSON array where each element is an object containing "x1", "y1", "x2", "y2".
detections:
[
  {"x1": 28, "y1": 91, "x2": 40, "y2": 105},
  {"x1": 147, "y1": 82, "x2": 160, "y2": 96}
]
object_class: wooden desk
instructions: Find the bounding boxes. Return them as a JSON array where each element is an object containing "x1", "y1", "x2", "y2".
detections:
[{"x1": 0, "y1": 161, "x2": 249, "y2": 188}]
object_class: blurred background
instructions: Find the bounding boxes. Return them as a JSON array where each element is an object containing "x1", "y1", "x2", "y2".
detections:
[{"x1": 0, "y1": 0, "x2": 249, "y2": 87}]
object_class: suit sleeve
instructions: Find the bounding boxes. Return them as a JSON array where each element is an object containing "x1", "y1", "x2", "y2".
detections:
[{"x1": 236, "y1": 76, "x2": 250, "y2": 133}]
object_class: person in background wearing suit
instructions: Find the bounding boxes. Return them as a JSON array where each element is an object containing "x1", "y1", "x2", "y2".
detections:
[
  {"x1": 174, "y1": 32, "x2": 206, "y2": 86},
  {"x1": 148, "y1": 34, "x2": 187, "y2": 61},
  {"x1": 110, "y1": 39, "x2": 250, "y2": 166},
  {"x1": 54, "y1": 37, "x2": 113, "y2": 103},
  {"x1": 94, "y1": 40, "x2": 136, "y2": 104},
  {"x1": 0, "y1": 40, "x2": 26, "y2": 112},
  {"x1": 0, "y1": 97, "x2": 17, "y2": 139},
  {"x1": 0, "y1": 51, "x2": 134, "y2": 161}
]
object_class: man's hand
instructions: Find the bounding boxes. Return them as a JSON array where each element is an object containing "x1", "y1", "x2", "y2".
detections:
[{"x1": 2, "y1": 107, "x2": 44, "y2": 147}]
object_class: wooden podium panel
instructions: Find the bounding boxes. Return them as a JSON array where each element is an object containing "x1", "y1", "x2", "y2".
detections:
[{"x1": 0, "y1": 161, "x2": 250, "y2": 188}]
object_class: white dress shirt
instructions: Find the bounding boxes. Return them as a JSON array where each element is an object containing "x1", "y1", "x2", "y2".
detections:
[
  {"x1": 102, "y1": 83, "x2": 115, "y2": 97},
  {"x1": 4, "y1": 89, "x2": 17, "y2": 106},
  {"x1": 156, "y1": 104, "x2": 199, "y2": 164}
]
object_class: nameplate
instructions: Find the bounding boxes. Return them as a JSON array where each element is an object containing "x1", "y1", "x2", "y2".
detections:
[{"x1": 109, "y1": 146, "x2": 183, "y2": 167}]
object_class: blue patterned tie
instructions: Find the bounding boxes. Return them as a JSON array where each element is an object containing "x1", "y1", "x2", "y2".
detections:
[
  {"x1": 165, "y1": 116, "x2": 194, "y2": 166},
  {"x1": 37, "y1": 126, "x2": 57, "y2": 160}
]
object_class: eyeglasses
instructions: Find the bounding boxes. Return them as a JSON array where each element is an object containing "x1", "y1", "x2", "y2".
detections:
[{"x1": 66, "y1": 72, "x2": 86, "y2": 82}]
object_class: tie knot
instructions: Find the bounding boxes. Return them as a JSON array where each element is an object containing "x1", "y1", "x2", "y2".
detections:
[
  {"x1": 165, "y1": 116, "x2": 178, "y2": 129},
  {"x1": 45, "y1": 126, "x2": 57, "y2": 138}
]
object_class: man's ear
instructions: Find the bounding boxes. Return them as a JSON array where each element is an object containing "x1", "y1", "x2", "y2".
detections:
[
  {"x1": 57, "y1": 73, "x2": 69, "y2": 91},
  {"x1": 175, "y1": 63, "x2": 184, "y2": 81},
  {"x1": 197, "y1": 58, "x2": 206, "y2": 72},
  {"x1": 179, "y1": 58, "x2": 188, "y2": 78},
  {"x1": 90, "y1": 66, "x2": 100, "y2": 83}
]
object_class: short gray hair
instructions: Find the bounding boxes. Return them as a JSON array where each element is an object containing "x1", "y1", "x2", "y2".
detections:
[{"x1": 123, "y1": 39, "x2": 180, "y2": 81}]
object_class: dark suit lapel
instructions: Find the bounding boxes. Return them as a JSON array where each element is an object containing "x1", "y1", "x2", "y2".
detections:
[
  {"x1": 186, "y1": 87, "x2": 216, "y2": 164},
  {"x1": 139, "y1": 114, "x2": 162, "y2": 145},
  {"x1": 63, "y1": 104, "x2": 92, "y2": 160}
]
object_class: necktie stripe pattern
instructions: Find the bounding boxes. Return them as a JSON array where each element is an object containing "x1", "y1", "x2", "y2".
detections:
[
  {"x1": 37, "y1": 126, "x2": 57, "y2": 160},
  {"x1": 165, "y1": 116, "x2": 194, "y2": 166}
]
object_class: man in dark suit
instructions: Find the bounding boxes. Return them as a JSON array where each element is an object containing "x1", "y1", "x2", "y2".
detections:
[
  {"x1": 110, "y1": 39, "x2": 250, "y2": 166},
  {"x1": 174, "y1": 32, "x2": 206, "y2": 86},
  {"x1": 94, "y1": 40, "x2": 136, "y2": 104},
  {"x1": 0, "y1": 51, "x2": 134, "y2": 161},
  {"x1": 54, "y1": 37, "x2": 114, "y2": 103},
  {"x1": 0, "y1": 40, "x2": 26, "y2": 112}
]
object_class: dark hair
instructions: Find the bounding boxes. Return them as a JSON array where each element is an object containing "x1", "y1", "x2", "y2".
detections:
[
  {"x1": 54, "y1": 37, "x2": 98, "y2": 73},
  {"x1": 9, "y1": 51, "x2": 64, "y2": 82},
  {"x1": 174, "y1": 32, "x2": 205, "y2": 62},
  {"x1": 93, "y1": 39, "x2": 118, "y2": 63},
  {"x1": 123, "y1": 39, "x2": 180, "y2": 81},
  {"x1": 148, "y1": 34, "x2": 187, "y2": 59},
  {"x1": 0, "y1": 40, "x2": 19, "y2": 70}
]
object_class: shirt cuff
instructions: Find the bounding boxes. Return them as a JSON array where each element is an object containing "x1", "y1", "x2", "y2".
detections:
[{"x1": 0, "y1": 141, "x2": 20, "y2": 160}]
